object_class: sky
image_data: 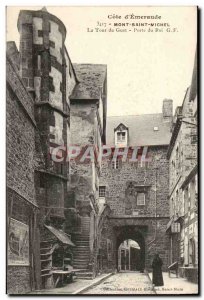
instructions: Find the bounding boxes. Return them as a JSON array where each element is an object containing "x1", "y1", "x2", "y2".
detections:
[{"x1": 6, "y1": 6, "x2": 197, "y2": 116}]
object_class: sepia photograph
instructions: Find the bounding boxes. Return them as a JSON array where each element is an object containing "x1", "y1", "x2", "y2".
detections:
[{"x1": 6, "y1": 5, "x2": 198, "y2": 295}]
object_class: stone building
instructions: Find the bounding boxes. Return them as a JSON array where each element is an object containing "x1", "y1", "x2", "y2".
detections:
[
  {"x1": 66, "y1": 63, "x2": 107, "y2": 278},
  {"x1": 7, "y1": 42, "x2": 40, "y2": 294},
  {"x1": 6, "y1": 7, "x2": 76, "y2": 293},
  {"x1": 7, "y1": 7, "x2": 107, "y2": 292},
  {"x1": 167, "y1": 48, "x2": 198, "y2": 283},
  {"x1": 98, "y1": 100, "x2": 173, "y2": 272},
  {"x1": 6, "y1": 6, "x2": 198, "y2": 294}
]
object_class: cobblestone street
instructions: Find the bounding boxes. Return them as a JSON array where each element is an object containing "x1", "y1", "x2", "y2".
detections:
[{"x1": 83, "y1": 271, "x2": 155, "y2": 295}]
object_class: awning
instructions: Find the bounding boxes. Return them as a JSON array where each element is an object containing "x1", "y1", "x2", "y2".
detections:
[
  {"x1": 166, "y1": 217, "x2": 174, "y2": 232},
  {"x1": 45, "y1": 225, "x2": 75, "y2": 246},
  {"x1": 166, "y1": 216, "x2": 181, "y2": 233},
  {"x1": 174, "y1": 215, "x2": 184, "y2": 223}
]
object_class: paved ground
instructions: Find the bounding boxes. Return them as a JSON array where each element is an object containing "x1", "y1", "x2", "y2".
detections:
[
  {"x1": 28, "y1": 271, "x2": 198, "y2": 295},
  {"x1": 28, "y1": 273, "x2": 112, "y2": 295},
  {"x1": 149, "y1": 272, "x2": 198, "y2": 295},
  {"x1": 83, "y1": 271, "x2": 155, "y2": 295}
]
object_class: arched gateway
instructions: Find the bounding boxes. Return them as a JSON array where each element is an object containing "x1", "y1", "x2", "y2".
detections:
[
  {"x1": 98, "y1": 210, "x2": 169, "y2": 276},
  {"x1": 115, "y1": 226, "x2": 146, "y2": 272}
]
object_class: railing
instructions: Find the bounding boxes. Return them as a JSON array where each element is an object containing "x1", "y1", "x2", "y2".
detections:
[{"x1": 168, "y1": 261, "x2": 178, "y2": 277}]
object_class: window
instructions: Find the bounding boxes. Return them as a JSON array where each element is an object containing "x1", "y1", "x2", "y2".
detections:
[
  {"x1": 38, "y1": 30, "x2": 43, "y2": 37},
  {"x1": 49, "y1": 76, "x2": 55, "y2": 92},
  {"x1": 189, "y1": 239, "x2": 195, "y2": 265},
  {"x1": 137, "y1": 192, "x2": 145, "y2": 205},
  {"x1": 69, "y1": 64, "x2": 72, "y2": 78},
  {"x1": 184, "y1": 188, "x2": 189, "y2": 214},
  {"x1": 114, "y1": 124, "x2": 128, "y2": 146},
  {"x1": 60, "y1": 82, "x2": 63, "y2": 93},
  {"x1": 37, "y1": 55, "x2": 41, "y2": 70},
  {"x1": 117, "y1": 132, "x2": 126, "y2": 142},
  {"x1": 99, "y1": 186, "x2": 106, "y2": 198},
  {"x1": 176, "y1": 147, "x2": 179, "y2": 176},
  {"x1": 171, "y1": 198, "x2": 174, "y2": 216},
  {"x1": 112, "y1": 159, "x2": 120, "y2": 169},
  {"x1": 190, "y1": 180, "x2": 196, "y2": 209},
  {"x1": 49, "y1": 40, "x2": 55, "y2": 48}
]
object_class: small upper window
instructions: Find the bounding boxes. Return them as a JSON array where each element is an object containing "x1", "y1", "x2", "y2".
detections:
[
  {"x1": 112, "y1": 159, "x2": 120, "y2": 169},
  {"x1": 114, "y1": 123, "x2": 128, "y2": 146},
  {"x1": 99, "y1": 186, "x2": 106, "y2": 198},
  {"x1": 117, "y1": 131, "x2": 126, "y2": 142},
  {"x1": 137, "y1": 192, "x2": 145, "y2": 205}
]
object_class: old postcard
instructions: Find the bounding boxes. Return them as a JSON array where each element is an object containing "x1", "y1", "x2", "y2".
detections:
[{"x1": 6, "y1": 6, "x2": 198, "y2": 295}]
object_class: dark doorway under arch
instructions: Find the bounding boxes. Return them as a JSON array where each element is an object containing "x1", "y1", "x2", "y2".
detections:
[
  {"x1": 118, "y1": 239, "x2": 141, "y2": 271},
  {"x1": 115, "y1": 226, "x2": 145, "y2": 272}
]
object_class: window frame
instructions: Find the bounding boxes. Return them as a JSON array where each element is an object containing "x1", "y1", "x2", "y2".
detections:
[
  {"x1": 99, "y1": 186, "x2": 106, "y2": 198},
  {"x1": 111, "y1": 158, "x2": 120, "y2": 169},
  {"x1": 136, "y1": 192, "x2": 146, "y2": 206}
]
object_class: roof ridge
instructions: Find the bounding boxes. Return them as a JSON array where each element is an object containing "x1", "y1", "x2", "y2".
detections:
[
  {"x1": 73, "y1": 63, "x2": 107, "y2": 67},
  {"x1": 107, "y1": 113, "x2": 163, "y2": 118}
]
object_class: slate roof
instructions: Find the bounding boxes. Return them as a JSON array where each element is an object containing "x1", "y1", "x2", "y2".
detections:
[
  {"x1": 106, "y1": 114, "x2": 172, "y2": 147},
  {"x1": 71, "y1": 64, "x2": 107, "y2": 100}
]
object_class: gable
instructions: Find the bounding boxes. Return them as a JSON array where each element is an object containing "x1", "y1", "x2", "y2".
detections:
[{"x1": 114, "y1": 123, "x2": 128, "y2": 132}]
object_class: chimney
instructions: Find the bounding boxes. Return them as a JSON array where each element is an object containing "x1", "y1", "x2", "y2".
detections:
[{"x1": 162, "y1": 99, "x2": 173, "y2": 119}]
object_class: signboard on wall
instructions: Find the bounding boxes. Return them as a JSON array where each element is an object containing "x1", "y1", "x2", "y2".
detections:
[{"x1": 8, "y1": 218, "x2": 29, "y2": 266}]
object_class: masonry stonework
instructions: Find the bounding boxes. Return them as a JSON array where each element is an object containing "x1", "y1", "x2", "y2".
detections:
[
  {"x1": 99, "y1": 146, "x2": 170, "y2": 271},
  {"x1": 7, "y1": 7, "x2": 198, "y2": 294}
]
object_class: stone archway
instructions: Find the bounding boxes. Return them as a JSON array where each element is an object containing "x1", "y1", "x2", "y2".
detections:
[{"x1": 115, "y1": 226, "x2": 146, "y2": 272}]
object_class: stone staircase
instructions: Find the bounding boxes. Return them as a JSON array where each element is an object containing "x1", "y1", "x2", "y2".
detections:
[
  {"x1": 73, "y1": 216, "x2": 93, "y2": 279},
  {"x1": 40, "y1": 240, "x2": 53, "y2": 289}
]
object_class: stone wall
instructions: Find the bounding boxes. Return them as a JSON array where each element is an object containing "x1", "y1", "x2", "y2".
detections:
[
  {"x1": 100, "y1": 146, "x2": 169, "y2": 218},
  {"x1": 6, "y1": 58, "x2": 36, "y2": 205},
  {"x1": 99, "y1": 146, "x2": 170, "y2": 270},
  {"x1": 168, "y1": 88, "x2": 197, "y2": 267},
  {"x1": 6, "y1": 57, "x2": 39, "y2": 294},
  {"x1": 7, "y1": 266, "x2": 31, "y2": 294}
]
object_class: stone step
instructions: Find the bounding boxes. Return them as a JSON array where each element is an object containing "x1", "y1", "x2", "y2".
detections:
[
  {"x1": 74, "y1": 239, "x2": 89, "y2": 243},
  {"x1": 75, "y1": 242, "x2": 89, "y2": 248},
  {"x1": 73, "y1": 251, "x2": 90, "y2": 255},
  {"x1": 73, "y1": 258, "x2": 90, "y2": 262},
  {"x1": 74, "y1": 243, "x2": 89, "y2": 246},
  {"x1": 73, "y1": 264, "x2": 89, "y2": 268},
  {"x1": 75, "y1": 272, "x2": 93, "y2": 279},
  {"x1": 73, "y1": 258, "x2": 89, "y2": 262},
  {"x1": 40, "y1": 241, "x2": 52, "y2": 247},
  {"x1": 73, "y1": 264, "x2": 89, "y2": 269},
  {"x1": 73, "y1": 260, "x2": 89, "y2": 264},
  {"x1": 74, "y1": 243, "x2": 89, "y2": 247},
  {"x1": 74, "y1": 233, "x2": 89, "y2": 237},
  {"x1": 74, "y1": 251, "x2": 89, "y2": 255},
  {"x1": 73, "y1": 254, "x2": 90, "y2": 258},
  {"x1": 73, "y1": 253, "x2": 89, "y2": 256},
  {"x1": 73, "y1": 257, "x2": 90, "y2": 261},
  {"x1": 74, "y1": 236, "x2": 90, "y2": 240},
  {"x1": 73, "y1": 261, "x2": 89, "y2": 266},
  {"x1": 74, "y1": 246, "x2": 89, "y2": 249}
]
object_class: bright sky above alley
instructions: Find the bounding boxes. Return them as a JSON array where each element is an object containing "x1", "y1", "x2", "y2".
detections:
[{"x1": 6, "y1": 6, "x2": 197, "y2": 116}]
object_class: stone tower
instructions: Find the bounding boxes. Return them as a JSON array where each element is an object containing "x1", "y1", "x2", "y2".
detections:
[
  {"x1": 17, "y1": 7, "x2": 75, "y2": 222},
  {"x1": 17, "y1": 7, "x2": 77, "y2": 288}
]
